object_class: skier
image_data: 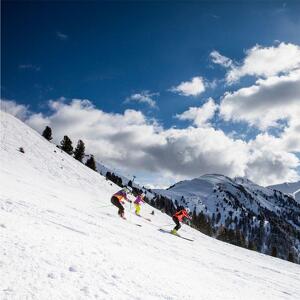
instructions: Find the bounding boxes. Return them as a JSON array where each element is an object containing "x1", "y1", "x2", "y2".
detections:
[
  {"x1": 111, "y1": 187, "x2": 132, "y2": 219},
  {"x1": 134, "y1": 193, "x2": 146, "y2": 216},
  {"x1": 171, "y1": 208, "x2": 192, "y2": 235}
]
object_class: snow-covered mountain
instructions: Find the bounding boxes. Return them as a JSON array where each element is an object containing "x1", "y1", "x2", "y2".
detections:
[
  {"x1": 153, "y1": 174, "x2": 300, "y2": 262},
  {"x1": 1, "y1": 111, "x2": 300, "y2": 299},
  {"x1": 268, "y1": 181, "x2": 300, "y2": 203}
]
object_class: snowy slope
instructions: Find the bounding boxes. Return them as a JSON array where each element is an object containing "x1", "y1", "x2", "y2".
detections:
[
  {"x1": 268, "y1": 181, "x2": 300, "y2": 203},
  {"x1": 1, "y1": 111, "x2": 300, "y2": 300}
]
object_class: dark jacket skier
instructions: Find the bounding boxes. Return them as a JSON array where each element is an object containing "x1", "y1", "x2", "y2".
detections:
[{"x1": 111, "y1": 187, "x2": 132, "y2": 219}]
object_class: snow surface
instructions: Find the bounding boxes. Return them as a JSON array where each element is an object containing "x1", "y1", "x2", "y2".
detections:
[{"x1": 1, "y1": 111, "x2": 300, "y2": 300}]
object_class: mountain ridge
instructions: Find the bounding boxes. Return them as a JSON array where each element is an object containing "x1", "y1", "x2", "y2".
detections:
[
  {"x1": 268, "y1": 180, "x2": 300, "y2": 203},
  {"x1": 153, "y1": 173, "x2": 300, "y2": 263}
]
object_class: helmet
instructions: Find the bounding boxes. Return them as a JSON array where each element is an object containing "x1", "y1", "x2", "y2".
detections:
[{"x1": 185, "y1": 208, "x2": 190, "y2": 214}]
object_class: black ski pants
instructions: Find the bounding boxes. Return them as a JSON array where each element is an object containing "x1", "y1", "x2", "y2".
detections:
[
  {"x1": 172, "y1": 216, "x2": 181, "y2": 231},
  {"x1": 111, "y1": 196, "x2": 124, "y2": 216}
]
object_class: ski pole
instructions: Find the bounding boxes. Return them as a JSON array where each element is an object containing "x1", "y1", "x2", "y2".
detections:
[{"x1": 129, "y1": 200, "x2": 132, "y2": 222}]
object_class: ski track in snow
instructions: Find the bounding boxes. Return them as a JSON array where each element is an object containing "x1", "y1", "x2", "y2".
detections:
[{"x1": 1, "y1": 111, "x2": 300, "y2": 300}]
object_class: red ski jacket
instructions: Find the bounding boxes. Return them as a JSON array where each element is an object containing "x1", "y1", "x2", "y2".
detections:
[{"x1": 173, "y1": 209, "x2": 191, "y2": 222}]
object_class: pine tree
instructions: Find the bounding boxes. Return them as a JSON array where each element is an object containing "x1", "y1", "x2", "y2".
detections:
[
  {"x1": 73, "y1": 140, "x2": 85, "y2": 162},
  {"x1": 106, "y1": 171, "x2": 112, "y2": 180},
  {"x1": 85, "y1": 155, "x2": 97, "y2": 171},
  {"x1": 42, "y1": 126, "x2": 53, "y2": 141},
  {"x1": 288, "y1": 252, "x2": 294, "y2": 263},
  {"x1": 271, "y1": 246, "x2": 277, "y2": 257},
  {"x1": 216, "y1": 212, "x2": 221, "y2": 224},
  {"x1": 248, "y1": 240, "x2": 255, "y2": 251},
  {"x1": 60, "y1": 135, "x2": 73, "y2": 155}
]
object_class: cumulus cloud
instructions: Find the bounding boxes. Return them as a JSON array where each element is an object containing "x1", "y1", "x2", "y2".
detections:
[
  {"x1": 26, "y1": 99, "x2": 162, "y2": 163},
  {"x1": 25, "y1": 99, "x2": 243, "y2": 177},
  {"x1": 245, "y1": 146, "x2": 300, "y2": 186},
  {"x1": 249, "y1": 120, "x2": 300, "y2": 159},
  {"x1": 170, "y1": 76, "x2": 205, "y2": 97},
  {"x1": 218, "y1": 42, "x2": 300, "y2": 180},
  {"x1": 2, "y1": 97, "x2": 299, "y2": 186},
  {"x1": 176, "y1": 98, "x2": 218, "y2": 127},
  {"x1": 125, "y1": 91, "x2": 158, "y2": 108},
  {"x1": 220, "y1": 69, "x2": 300, "y2": 130},
  {"x1": 210, "y1": 50, "x2": 233, "y2": 68},
  {"x1": 226, "y1": 42, "x2": 300, "y2": 83},
  {"x1": 217, "y1": 48, "x2": 300, "y2": 185},
  {"x1": 0, "y1": 99, "x2": 30, "y2": 121}
]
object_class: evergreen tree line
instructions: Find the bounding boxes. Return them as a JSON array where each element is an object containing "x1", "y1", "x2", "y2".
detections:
[
  {"x1": 41, "y1": 126, "x2": 97, "y2": 171},
  {"x1": 148, "y1": 193, "x2": 299, "y2": 264},
  {"x1": 105, "y1": 172, "x2": 123, "y2": 187}
]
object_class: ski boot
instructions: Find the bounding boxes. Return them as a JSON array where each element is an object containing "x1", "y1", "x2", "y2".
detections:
[
  {"x1": 171, "y1": 229, "x2": 178, "y2": 235},
  {"x1": 119, "y1": 212, "x2": 126, "y2": 220}
]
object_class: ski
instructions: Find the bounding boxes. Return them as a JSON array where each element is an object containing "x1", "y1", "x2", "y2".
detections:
[
  {"x1": 158, "y1": 228, "x2": 194, "y2": 242},
  {"x1": 131, "y1": 212, "x2": 151, "y2": 222},
  {"x1": 175, "y1": 235, "x2": 194, "y2": 242},
  {"x1": 136, "y1": 214, "x2": 151, "y2": 222}
]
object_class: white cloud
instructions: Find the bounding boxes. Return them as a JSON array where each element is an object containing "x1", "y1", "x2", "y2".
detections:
[
  {"x1": 170, "y1": 76, "x2": 205, "y2": 97},
  {"x1": 220, "y1": 69, "x2": 300, "y2": 130},
  {"x1": 218, "y1": 63, "x2": 300, "y2": 185},
  {"x1": 0, "y1": 99, "x2": 30, "y2": 121},
  {"x1": 19, "y1": 64, "x2": 41, "y2": 71},
  {"x1": 2, "y1": 97, "x2": 298, "y2": 186},
  {"x1": 245, "y1": 146, "x2": 300, "y2": 186},
  {"x1": 210, "y1": 50, "x2": 233, "y2": 68},
  {"x1": 125, "y1": 91, "x2": 158, "y2": 108},
  {"x1": 176, "y1": 98, "x2": 218, "y2": 127},
  {"x1": 226, "y1": 42, "x2": 300, "y2": 83},
  {"x1": 56, "y1": 31, "x2": 68, "y2": 40}
]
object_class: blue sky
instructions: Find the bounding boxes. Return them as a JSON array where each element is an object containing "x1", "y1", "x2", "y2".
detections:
[{"x1": 2, "y1": 1, "x2": 300, "y2": 187}]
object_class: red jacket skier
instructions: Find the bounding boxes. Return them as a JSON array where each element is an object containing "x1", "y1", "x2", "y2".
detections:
[{"x1": 171, "y1": 208, "x2": 192, "y2": 234}]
